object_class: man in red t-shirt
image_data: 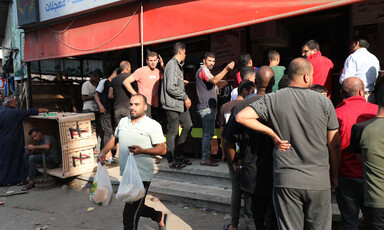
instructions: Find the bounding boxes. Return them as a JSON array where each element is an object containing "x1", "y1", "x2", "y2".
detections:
[
  {"x1": 123, "y1": 51, "x2": 164, "y2": 121},
  {"x1": 302, "y1": 40, "x2": 334, "y2": 97},
  {"x1": 335, "y1": 77, "x2": 378, "y2": 229}
]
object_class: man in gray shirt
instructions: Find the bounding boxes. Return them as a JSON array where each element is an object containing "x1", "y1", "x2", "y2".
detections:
[
  {"x1": 236, "y1": 58, "x2": 341, "y2": 230},
  {"x1": 22, "y1": 128, "x2": 60, "y2": 190}
]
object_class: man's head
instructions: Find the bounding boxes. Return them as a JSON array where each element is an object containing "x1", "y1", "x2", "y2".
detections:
[
  {"x1": 302, "y1": 40, "x2": 320, "y2": 58},
  {"x1": 238, "y1": 80, "x2": 255, "y2": 98},
  {"x1": 203, "y1": 52, "x2": 216, "y2": 70},
  {"x1": 287, "y1": 58, "x2": 313, "y2": 88},
  {"x1": 238, "y1": 53, "x2": 252, "y2": 67},
  {"x1": 173, "y1": 42, "x2": 186, "y2": 63},
  {"x1": 377, "y1": 84, "x2": 384, "y2": 108},
  {"x1": 256, "y1": 66, "x2": 275, "y2": 93},
  {"x1": 240, "y1": 66, "x2": 256, "y2": 83},
  {"x1": 120, "y1": 61, "x2": 131, "y2": 74},
  {"x1": 89, "y1": 71, "x2": 100, "y2": 86},
  {"x1": 268, "y1": 50, "x2": 280, "y2": 66},
  {"x1": 28, "y1": 128, "x2": 43, "y2": 142},
  {"x1": 146, "y1": 51, "x2": 159, "y2": 70},
  {"x1": 311, "y1": 84, "x2": 328, "y2": 96},
  {"x1": 350, "y1": 37, "x2": 370, "y2": 53},
  {"x1": 130, "y1": 94, "x2": 147, "y2": 120},
  {"x1": 4, "y1": 96, "x2": 17, "y2": 108},
  {"x1": 340, "y1": 77, "x2": 365, "y2": 99}
]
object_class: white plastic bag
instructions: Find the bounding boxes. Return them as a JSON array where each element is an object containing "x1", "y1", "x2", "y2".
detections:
[
  {"x1": 90, "y1": 163, "x2": 113, "y2": 206},
  {"x1": 116, "y1": 152, "x2": 146, "y2": 203}
]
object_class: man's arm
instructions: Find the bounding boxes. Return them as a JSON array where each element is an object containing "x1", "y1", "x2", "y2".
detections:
[
  {"x1": 82, "y1": 94, "x2": 94, "y2": 102},
  {"x1": 208, "y1": 61, "x2": 235, "y2": 85},
  {"x1": 94, "y1": 92, "x2": 105, "y2": 113},
  {"x1": 129, "y1": 143, "x2": 166, "y2": 156},
  {"x1": 26, "y1": 143, "x2": 51, "y2": 153},
  {"x1": 108, "y1": 87, "x2": 114, "y2": 99},
  {"x1": 38, "y1": 108, "x2": 49, "y2": 113},
  {"x1": 327, "y1": 129, "x2": 342, "y2": 190},
  {"x1": 98, "y1": 135, "x2": 117, "y2": 165},
  {"x1": 165, "y1": 64, "x2": 188, "y2": 101},
  {"x1": 339, "y1": 56, "x2": 357, "y2": 83},
  {"x1": 236, "y1": 106, "x2": 290, "y2": 151},
  {"x1": 123, "y1": 76, "x2": 138, "y2": 96}
]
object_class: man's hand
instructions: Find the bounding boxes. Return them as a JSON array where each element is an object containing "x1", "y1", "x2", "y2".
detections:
[
  {"x1": 183, "y1": 80, "x2": 189, "y2": 85},
  {"x1": 226, "y1": 61, "x2": 235, "y2": 71},
  {"x1": 185, "y1": 97, "x2": 191, "y2": 109},
  {"x1": 159, "y1": 55, "x2": 164, "y2": 67},
  {"x1": 25, "y1": 145, "x2": 35, "y2": 151},
  {"x1": 272, "y1": 136, "x2": 291, "y2": 152},
  {"x1": 128, "y1": 145, "x2": 143, "y2": 155},
  {"x1": 99, "y1": 105, "x2": 106, "y2": 114},
  {"x1": 331, "y1": 175, "x2": 338, "y2": 190},
  {"x1": 233, "y1": 160, "x2": 242, "y2": 174},
  {"x1": 97, "y1": 151, "x2": 106, "y2": 165}
]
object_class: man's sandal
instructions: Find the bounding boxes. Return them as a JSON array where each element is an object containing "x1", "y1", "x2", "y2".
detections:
[
  {"x1": 21, "y1": 183, "x2": 35, "y2": 191},
  {"x1": 168, "y1": 161, "x2": 185, "y2": 169}
]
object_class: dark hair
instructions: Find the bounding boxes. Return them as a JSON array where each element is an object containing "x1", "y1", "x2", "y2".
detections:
[
  {"x1": 113, "y1": 68, "x2": 122, "y2": 75},
  {"x1": 147, "y1": 51, "x2": 158, "y2": 59},
  {"x1": 93, "y1": 69, "x2": 103, "y2": 78},
  {"x1": 377, "y1": 84, "x2": 384, "y2": 107},
  {"x1": 303, "y1": 39, "x2": 320, "y2": 51},
  {"x1": 173, "y1": 42, "x2": 186, "y2": 55},
  {"x1": 268, "y1": 50, "x2": 280, "y2": 62},
  {"x1": 353, "y1": 36, "x2": 369, "y2": 49},
  {"x1": 238, "y1": 53, "x2": 252, "y2": 67},
  {"x1": 311, "y1": 84, "x2": 328, "y2": 94},
  {"x1": 238, "y1": 80, "x2": 255, "y2": 96},
  {"x1": 132, "y1": 94, "x2": 147, "y2": 104},
  {"x1": 278, "y1": 75, "x2": 290, "y2": 90},
  {"x1": 204, "y1": 52, "x2": 215, "y2": 59},
  {"x1": 240, "y1": 66, "x2": 255, "y2": 80},
  {"x1": 28, "y1": 128, "x2": 41, "y2": 135}
]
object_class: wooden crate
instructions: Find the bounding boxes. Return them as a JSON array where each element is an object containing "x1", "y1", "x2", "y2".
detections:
[{"x1": 23, "y1": 112, "x2": 97, "y2": 178}]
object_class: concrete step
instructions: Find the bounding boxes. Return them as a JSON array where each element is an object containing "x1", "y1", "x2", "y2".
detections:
[{"x1": 153, "y1": 158, "x2": 231, "y2": 188}]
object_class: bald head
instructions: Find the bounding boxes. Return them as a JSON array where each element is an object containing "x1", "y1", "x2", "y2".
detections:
[
  {"x1": 120, "y1": 61, "x2": 131, "y2": 74},
  {"x1": 287, "y1": 58, "x2": 313, "y2": 87},
  {"x1": 341, "y1": 77, "x2": 364, "y2": 99},
  {"x1": 256, "y1": 66, "x2": 275, "y2": 91}
]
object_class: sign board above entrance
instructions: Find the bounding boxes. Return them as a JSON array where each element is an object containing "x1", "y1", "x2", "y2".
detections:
[{"x1": 39, "y1": 0, "x2": 133, "y2": 22}]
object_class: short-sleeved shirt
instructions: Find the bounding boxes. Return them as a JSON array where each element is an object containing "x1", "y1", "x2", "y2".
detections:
[
  {"x1": 222, "y1": 95, "x2": 274, "y2": 195},
  {"x1": 81, "y1": 81, "x2": 98, "y2": 111},
  {"x1": 195, "y1": 65, "x2": 217, "y2": 110},
  {"x1": 307, "y1": 51, "x2": 334, "y2": 96},
  {"x1": 114, "y1": 115, "x2": 165, "y2": 182},
  {"x1": 249, "y1": 87, "x2": 339, "y2": 190},
  {"x1": 131, "y1": 66, "x2": 162, "y2": 107},
  {"x1": 270, "y1": 66, "x2": 286, "y2": 92},
  {"x1": 111, "y1": 73, "x2": 131, "y2": 110},
  {"x1": 217, "y1": 99, "x2": 242, "y2": 127},
  {"x1": 96, "y1": 79, "x2": 113, "y2": 111},
  {"x1": 350, "y1": 117, "x2": 384, "y2": 208},
  {"x1": 39, "y1": 135, "x2": 60, "y2": 164}
]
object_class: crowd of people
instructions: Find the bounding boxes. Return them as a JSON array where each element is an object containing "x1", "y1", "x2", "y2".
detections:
[{"x1": 0, "y1": 36, "x2": 383, "y2": 230}]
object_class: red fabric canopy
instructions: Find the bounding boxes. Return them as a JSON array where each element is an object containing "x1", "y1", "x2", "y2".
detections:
[{"x1": 24, "y1": 0, "x2": 362, "y2": 62}]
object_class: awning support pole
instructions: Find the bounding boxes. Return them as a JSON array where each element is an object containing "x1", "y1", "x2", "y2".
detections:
[{"x1": 140, "y1": 1, "x2": 144, "y2": 67}]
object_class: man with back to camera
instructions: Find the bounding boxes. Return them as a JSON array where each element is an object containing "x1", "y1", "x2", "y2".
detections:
[
  {"x1": 339, "y1": 37, "x2": 381, "y2": 103},
  {"x1": 160, "y1": 42, "x2": 193, "y2": 169},
  {"x1": 195, "y1": 52, "x2": 234, "y2": 166},
  {"x1": 302, "y1": 39, "x2": 334, "y2": 97},
  {"x1": 230, "y1": 66, "x2": 256, "y2": 101},
  {"x1": 268, "y1": 50, "x2": 286, "y2": 92},
  {"x1": 236, "y1": 58, "x2": 341, "y2": 230},
  {"x1": 335, "y1": 77, "x2": 378, "y2": 229}
]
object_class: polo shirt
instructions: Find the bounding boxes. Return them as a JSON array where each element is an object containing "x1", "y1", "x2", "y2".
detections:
[
  {"x1": 307, "y1": 51, "x2": 334, "y2": 96},
  {"x1": 350, "y1": 118, "x2": 384, "y2": 208},
  {"x1": 339, "y1": 48, "x2": 380, "y2": 92},
  {"x1": 115, "y1": 115, "x2": 165, "y2": 182},
  {"x1": 195, "y1": 65, "x2": 216, "y2": 110},
  {"x1": 335, "y1": 96, "x2": 378, "y2": 178}
]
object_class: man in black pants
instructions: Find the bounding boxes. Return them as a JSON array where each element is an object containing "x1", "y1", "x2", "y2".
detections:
[{"x1": 160, "y1": 42, "x2": 193, "y2": 169}]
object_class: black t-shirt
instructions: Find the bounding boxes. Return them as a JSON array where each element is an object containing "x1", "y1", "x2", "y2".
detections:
[
  {"x1": 111, "y1": 73, "x2": 131, "y2": 110},
  {"x1": 97, "y1": 79, "x2": 113, "y2": 111},
  {"x1": 222, "y1": 95, "x2": 274, "y2": 195}
]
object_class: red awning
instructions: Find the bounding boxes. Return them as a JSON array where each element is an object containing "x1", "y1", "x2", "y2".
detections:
[{"x1": 24, "y1": 0, "x2": 362, "y2": 62}]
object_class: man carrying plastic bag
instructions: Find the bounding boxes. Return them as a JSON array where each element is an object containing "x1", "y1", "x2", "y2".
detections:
[
  {"x1": 90, "y1": 163, "x2": 113, "y2": 206},
  {"x1": 98, "y1": 94, "x2": 167, "y2": 230}
]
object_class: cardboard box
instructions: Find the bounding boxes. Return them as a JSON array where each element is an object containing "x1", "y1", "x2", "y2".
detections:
[{"x1": 23, "y1": 112, "x2": 97, "y2": 178}]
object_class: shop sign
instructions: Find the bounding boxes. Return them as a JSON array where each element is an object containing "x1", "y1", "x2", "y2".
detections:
[
  {"x1": 39, "y1": 0, "x2": 128, "y2": 21},
  {"x1": 15, "y1": 0, "x2": 40, "y2": 26},
  {"x1": 352, "y1": 0, "x2": 384, "y2": 26}
]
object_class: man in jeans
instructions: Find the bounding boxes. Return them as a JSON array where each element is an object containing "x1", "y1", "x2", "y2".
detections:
[
  {"x1": 195, "y1": 52, "x2": 234, "y2": 166},
  {"x1": 335, "y1": 77, "x2": 378, "y2": 229},
  {"x1": 22, "y1": 128, "x2": 60, "y2": 190},
  {"x1": 160, "y1": 42, "x2": 193, "y2": 169}
]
